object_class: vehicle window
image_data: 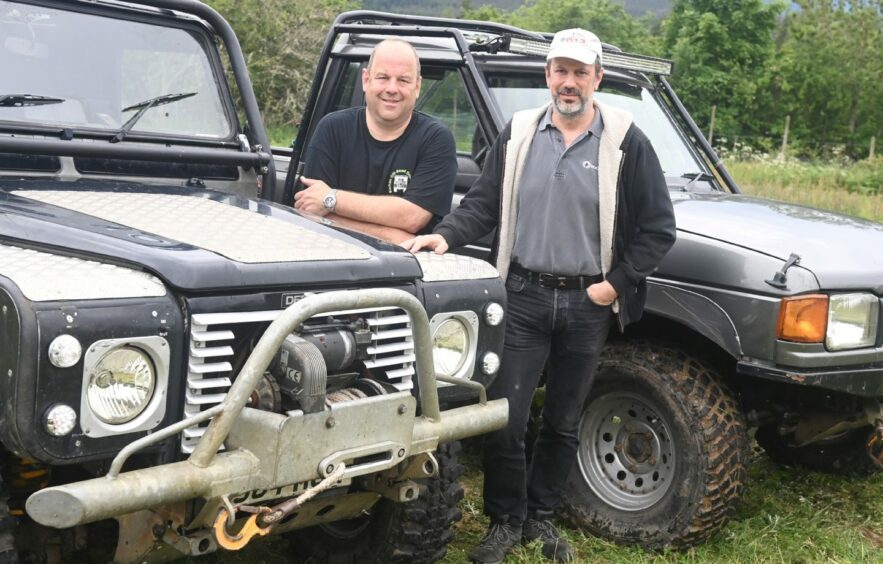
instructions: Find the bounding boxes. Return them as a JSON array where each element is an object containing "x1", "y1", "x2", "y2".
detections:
[
  {"x1": 484, "y1": 73, "x2": 701, "y2": 177},
  {"x1": 329, "y1": 61, "x2": 364, "y2": 112},
  {"x1": 485, "y1": 74, "x2": 547, "y2": 124},
  {"x1": 325, "y1": 63, "x2": 485, "y2": 158},
  {"x1": 416, "y1": 69, "x2": 484, "y2": 156},
  {"x1": 0, "y1": 1, "x2": 232, "y2": 139}
]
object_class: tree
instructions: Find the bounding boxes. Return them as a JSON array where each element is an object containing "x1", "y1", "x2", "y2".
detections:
[
  {"x1": 206, "y1": 0, "x2": 353, "y2": 138},
  {"x1": 463, "y1": 0, "x2": 659, "y2": 54},
  {"x1": 775, "y1": 0, "x2": 883, "y2": 158},
  {"x1": 460, "y1": 2, "x2": 508, "y2": 23},
  {"x1": 662, "y1": 0, "x2": 785, "y2": 146}
]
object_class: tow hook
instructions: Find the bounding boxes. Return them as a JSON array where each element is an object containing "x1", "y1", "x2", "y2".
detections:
[
  {"x1": 867, "y1": 420, "x2": 883, "y2": 470},
  {"x1": 213, "y1": 505, "x2": 273, "y2": 551},
  {"x1": 213, "y1": 463, "x2": 347, "y2": 551}
]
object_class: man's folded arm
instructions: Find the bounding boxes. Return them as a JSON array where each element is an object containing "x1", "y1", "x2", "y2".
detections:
[
  {"x1": 333, "y1": 192, "x2": 433, "y2": 234},
  {"x1": 323, "y1": 213, "x2": 417, "y2": 244}
]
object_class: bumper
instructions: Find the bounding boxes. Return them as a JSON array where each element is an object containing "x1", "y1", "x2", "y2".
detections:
[
  {"x1": 737, "y1": 360, "x2": 883, "y2": 397},
  {"x1": 26, "y1": 289, "x2": 508, "y2": 528}
]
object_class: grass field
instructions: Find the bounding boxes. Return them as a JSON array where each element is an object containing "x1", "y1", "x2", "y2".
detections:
[
  {"x1": 440, "y1": 447, "x2": 883, "y2": 563},
  {"x1": 728, "y1": 160, "x2": 883, "y2": 223}
]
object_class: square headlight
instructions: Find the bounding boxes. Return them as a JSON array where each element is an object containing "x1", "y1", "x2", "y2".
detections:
[{"x1": 826, "y1": 293, "x2": 879, "y2": 351}]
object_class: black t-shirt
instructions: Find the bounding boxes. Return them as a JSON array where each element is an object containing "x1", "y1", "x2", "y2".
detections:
[{"x1": 302, "y1": 107, "x2": 457, "y2": 233}]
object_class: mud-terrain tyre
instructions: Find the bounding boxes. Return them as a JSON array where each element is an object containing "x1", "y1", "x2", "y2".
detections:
[
  {"x1": 561, "y1": 340, "x2": 749, "y2": 549},
  {"x1": 289, "y1": 442, "x2": 464, "y2": 563},
  {"x1": 756, "y1": 424, "x2": 881, "y2": 477}
]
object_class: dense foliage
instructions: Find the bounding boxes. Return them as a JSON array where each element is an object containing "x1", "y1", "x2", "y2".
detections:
[
  {"x1": 495, "y1": 0, "x2": 660, "y2": 54},
  {"x1": 208, "y1": 0, "x2": 882, "y2": 160},
  {"x1": 205, "y1": 0, "x2": 353, "y2": 134},
  {"x1": 774, "y1": 1, "x2": 883, "y2": 158},
  {"x1": 662, "y1": 0, "x2": 783, "y2": 149}
]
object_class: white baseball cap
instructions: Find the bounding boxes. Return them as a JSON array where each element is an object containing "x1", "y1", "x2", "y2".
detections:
[{"x1": 547, "y1": 28, "x2": 603, "y2": 66}]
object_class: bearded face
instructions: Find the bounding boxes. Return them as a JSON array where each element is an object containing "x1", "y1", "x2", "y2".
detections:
[
  {"x1": 553, "y1": 86, "x2": 589, "y2": 117},
  {"x1": 545, "y1": 58, "x2": 603, "y2": 121}
]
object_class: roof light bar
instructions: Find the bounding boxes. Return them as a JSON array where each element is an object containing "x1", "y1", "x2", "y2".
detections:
[
  {"x1": 603, "y1": 52, "x2": 673, "y2": 76},
  {"x1": 506, "y1": 36, "x2": 551, "y2": 57},
  {"x1": 507, "y1": 36, "x2": 673, "y2": 76}
]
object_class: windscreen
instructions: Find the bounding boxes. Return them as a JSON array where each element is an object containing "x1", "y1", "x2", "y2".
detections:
[
  {"x1": 485, "y1": 72, "x2": 702, "y2": 179},
  {"x1": 0, "y1": 1, "x2": 232, "y2": 139}
]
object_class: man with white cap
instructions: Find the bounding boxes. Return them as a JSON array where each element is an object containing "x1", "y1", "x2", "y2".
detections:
[{"x1": 403, "y1": 28, "x2": 675, "y2": 563}]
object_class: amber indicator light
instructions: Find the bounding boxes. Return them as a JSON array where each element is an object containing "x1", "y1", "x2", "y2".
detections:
[{"x1": 777, "y1": 294, "x2": 828, "y2": 343}]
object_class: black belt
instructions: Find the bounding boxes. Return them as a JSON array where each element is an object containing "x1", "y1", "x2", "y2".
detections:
[{"x1": 509, "y1": 263, "x2": 603, "y2": 290}]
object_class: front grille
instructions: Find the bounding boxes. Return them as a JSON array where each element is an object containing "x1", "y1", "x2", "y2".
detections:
[{"x1": 182, "y1": 306, "x2": 414, "y2": 453}]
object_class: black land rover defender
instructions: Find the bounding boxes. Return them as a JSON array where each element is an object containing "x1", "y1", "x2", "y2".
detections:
[
  {"x1": 0, "y1": 2, "x2": 509, "y2": 563},
  {"x1": 284, "y1": 11, "x2": 883, "y2": 550}
]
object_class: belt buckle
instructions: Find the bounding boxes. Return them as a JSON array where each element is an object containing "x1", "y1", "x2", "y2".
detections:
[{"x1": 538, "y1": 273, "x2": 567, "y2": 289}]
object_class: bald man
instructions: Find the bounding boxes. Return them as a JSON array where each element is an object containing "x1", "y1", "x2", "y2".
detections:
[{"x1": 295, "y1": 39, "x2": 457, "y2": 243}]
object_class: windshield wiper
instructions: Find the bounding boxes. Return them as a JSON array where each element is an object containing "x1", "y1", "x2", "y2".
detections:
[
  {"x1": 110, "y1": 91, "x2": 197, "y2": 143},
  {"x1": 680, "y1": 172, "x2": 715, "y2": 191},
  {"x1": 0, "y1": 94, "x2": 66, "y2": 107}
]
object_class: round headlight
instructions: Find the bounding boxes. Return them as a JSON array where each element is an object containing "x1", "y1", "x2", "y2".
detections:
[
  {"x1": 87, "y1": 347, "x2": 156, "y2": 424},
  {"x1": 48, "y1": 334, "x2": 82, "y2": 368},
  {"x1": 484, "y1": 303, "x2": 504, "y2": 326},
  {"x1": 433, "y1": 318, "x2": 469, "y2": 377},
  {"x1": 481, "y1": 352, "x2": 501, "y2": 375},
  {"x1": 44, "y1": 404, "x2": 77, "y2": 436}
]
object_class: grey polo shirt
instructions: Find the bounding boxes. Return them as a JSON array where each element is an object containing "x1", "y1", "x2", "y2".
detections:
[{"x1": 511, "y1": 107, "x2": 604, "y2": 276}]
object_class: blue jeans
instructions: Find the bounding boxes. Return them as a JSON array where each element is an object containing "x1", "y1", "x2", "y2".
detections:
[{"x1": 482, "y1": 270, "x2": 613, "y2": 523}]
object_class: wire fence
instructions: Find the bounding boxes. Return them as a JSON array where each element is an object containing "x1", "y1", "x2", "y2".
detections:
[{"x1": 704, "y1": 106, "x2": 878, "y2": 163}]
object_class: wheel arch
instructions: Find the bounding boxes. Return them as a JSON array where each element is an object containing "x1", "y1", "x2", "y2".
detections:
[{"x1": 639, "y1": 281, "x2": 742, "y2": 359}]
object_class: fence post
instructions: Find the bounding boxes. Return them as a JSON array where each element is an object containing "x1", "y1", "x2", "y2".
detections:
[
  {"x1": 708, "y1": 104, "x2": 716, "y2": 145},
  {"x1": 870, "y1": 135, "x2": 876, "y2": 160},
  {"x1": 779, "y1": 115, "x2": 790, "y2": 159}
]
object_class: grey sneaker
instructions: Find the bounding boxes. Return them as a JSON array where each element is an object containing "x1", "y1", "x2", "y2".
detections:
[
  {"x1": 469, "y1": 519, "x2": 523, "y2": 564},
  {"x1": 522, "y1": 517, "x2": 574, "y2": 562}
]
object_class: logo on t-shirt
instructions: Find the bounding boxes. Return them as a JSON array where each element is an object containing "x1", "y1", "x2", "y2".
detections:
[{"x1": 388, "y1": 169, "x2": 412, "y2": 194}]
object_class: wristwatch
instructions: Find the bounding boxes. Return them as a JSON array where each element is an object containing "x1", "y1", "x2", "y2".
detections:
[{"x1": 322, "y1": 189, "x2": 338, "y2": 213}]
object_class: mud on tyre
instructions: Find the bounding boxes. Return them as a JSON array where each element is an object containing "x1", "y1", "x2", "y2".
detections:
[
  {"x1": 561, "y1": 340, "x2": 749, "y2": 549},
  {"x1": 288, "y1": 442, "x2": 465, "y2": 563}
]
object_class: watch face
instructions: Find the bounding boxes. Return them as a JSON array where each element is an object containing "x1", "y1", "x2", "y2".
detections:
[{"x1": 323, "y1": 192, "x2": 336, "y2": 210}]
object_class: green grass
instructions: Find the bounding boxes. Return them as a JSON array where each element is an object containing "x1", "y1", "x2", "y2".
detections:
[
  {"x1": 267, "y1": 124, "x2": 298, "y2": 148},
  {"x1": 441, "y1": 448, "x2": 883, "y2": 563},
  {"x1": 728, "y1": 159, "x2": 883, "y2": 223}
]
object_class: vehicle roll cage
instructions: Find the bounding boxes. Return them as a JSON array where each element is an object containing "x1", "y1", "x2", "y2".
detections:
[{"x1": 289, "y1": 10, "x2": 740, "y2": 198}]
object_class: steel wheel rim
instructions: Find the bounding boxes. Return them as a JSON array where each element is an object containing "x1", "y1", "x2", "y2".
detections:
[{"x1": 577, "y1": 390, "x2": 676, "y2": 511}]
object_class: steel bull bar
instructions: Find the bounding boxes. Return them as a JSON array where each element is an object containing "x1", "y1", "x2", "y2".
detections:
[{"x1": 26, "y1": 289, "x2": 508, "y2": 529}]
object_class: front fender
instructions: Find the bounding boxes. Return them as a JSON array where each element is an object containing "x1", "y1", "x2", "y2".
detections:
[{"x1": 645, "y1": 280, "x2": 742, "y2": 358}]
